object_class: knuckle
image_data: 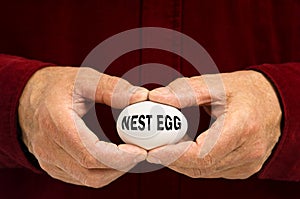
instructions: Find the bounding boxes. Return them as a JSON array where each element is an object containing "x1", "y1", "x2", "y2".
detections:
[
  {"x1": 92, "y1": 179, "x2": 111, "y2": 188},
  {"x1": 223, "y1": 170, "x2": 252, "y2": 180},
  {"x1": 188, "y1": 167, "x2": 213, "y2": 178},
  {"x1": 80, "y1": 67, "x2": 97, "y2": 74},
  {"x1": 106, "y1": 75, "x2": 120, "y2": 88},
  {"x1": 38, "y1": 162, "x2": 68, "y2": 182},
  {"x1": 221, "y1": 162, "x2": 263, "y2": 180},
  {"x1": 247, "y1": 164, "x2": 263, "y2": 175},
  {"x1": 249, "y1": 144, "x2": 267, "y2": 161},
  {"x1": 78, "y1": 153, "x2": 99, "y2": 169},
  {"x1": 78, "y1": 172, "x2": 95, "y2": 187},
  {"x1": 241, "y1": 116, "x2": 260, "y2": 137},
  {"x1": 189, "y1": 168, "x2": 204, "y2": 178},
  {"x1": 82, "y1": 178, "x2": 100, "y2": 188},
  {"x1": 236, "y1": 165, "x2": 262, "y2": 179},
  {"x1": 238, "y1": 169, "x2": 258, "y2": 179},
  {"x1": 252, "y1": 165, "x2": 263, "y2": 174},
  {"x1": 39, "y1": 161, "x2": 51, "y2": 173},
  {"x1": 201, "y1": 154, "x2": 215, "y2": 167},
  {"x1": 168, "y1": 77, "x2": 189, "y2": 90},
  {"x1": 247, "y1": 120, "x2": 260, "y2": 134},
  {"x1": 235, "y1": 173, "x2": 253, "y2": 179},
  {"x1": 80, "y1": 173, "x2": 111, "y2": 188},
  {"x1": 31, "y1": 144, "x2": 49, "y2": 162}
]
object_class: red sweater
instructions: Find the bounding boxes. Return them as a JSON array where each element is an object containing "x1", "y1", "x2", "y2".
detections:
[{"x1": 0, "y1": 0, "x2": 299, "y2": 198}]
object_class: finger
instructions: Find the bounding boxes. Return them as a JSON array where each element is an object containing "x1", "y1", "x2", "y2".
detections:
[
  {"x1": 51, "y1": 112, "x2": 147, "y2": 171},
  {"x1": 54, "y1": 150, "x2": 124, "y2": 188},
  {"x1": 190, "y1": 89, "x2": 260, "y2": 167},
  {"x1": 194, "y1": 105, "x2": 253, "y2": 163},
  {"x1": 36, "y1": 141, "x2": 125, "y2": 188},
  {"x1": 206, "y1": 162, "x2": 262, "y2": 179},
  {"x1": 147, "y1": 111, "x2": 245, "y2": 169},
  {"x1": 147, "y1": 139, "x2": 213, "y2": 170},
  {"x1": 149, "y1": 75, "x2": 225, "y2": 109},
  {"x1": 39, "y1": 161, "x2": 82, "y2": 186},
  {"x1": 146, "y1": 117, "x2": 222, "y2": 167},
  {"x1": 172, "y1": 161, "x2": 262, "y2": 179},
  {"x1": 147, "y1": 141, "x2": 194, "y2": 166},
  {"x1": 107, "y1": 76, "x2": 149, "y2": 108},
  {"x1": 149, "y1": 77, "x2": 199, "y2": 108},
  {"x1": 167, "y1": 143, "x2": 263, "y2": 179},
  {"x1": 58, "y1": 157, "x2": 124, "y2": 188},
  {"x1": 51, "y1": 157, "x2": 124, "y2": 188},
  {"x1": 74, "y1": 68, "x2": 148, "y2": 109},
  {"x1": 201, "y1": 138, "x2": 268, "y2": 175},
  {"x1": 32, "y1": 131, "x2": 108, "y2": 170},
  {"x1": 167, "y1": 165, "x2": 211, "y2": 178},
  {"x1": 74, "y1": 113, "x2": 147, "y2": 170},
  {"x1": 92, "y1": 141, "x2": 147, "y2": 170}
]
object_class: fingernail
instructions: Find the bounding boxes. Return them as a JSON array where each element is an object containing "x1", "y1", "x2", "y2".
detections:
[
  {"x1": 151, "y1": 88, "x2": 171, "y2": 95},
  {"x1": 130, "y1": 87, "x2": 149, "y2": 102},
  {"x1": 136, "y1": 87, "x2": 148, "y2": 93},
  {"x1": 134, "y1": 154, "x2": 147, "y2": 163},
  {"x1": 131, "y1": 86, "x2": 148, "y2": 94},
  {"x1": 147, "y1": 156, "x2": 162, "y2": 164}
]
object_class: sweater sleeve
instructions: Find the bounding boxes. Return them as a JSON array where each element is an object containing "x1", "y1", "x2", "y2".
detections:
[
  {"x1": 250, "y1": 63, "x2": 300, "y2": 181},
  {"x1": 0, "y1": 54, "x2": 53, "y2": 172}
]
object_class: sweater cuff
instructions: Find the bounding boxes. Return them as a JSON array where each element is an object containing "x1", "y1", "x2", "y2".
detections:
[
  {"x1": 249, "y1": 63, "x2": 300, "y2": 181},
  {"x1": 0, "y1": 54, "x2": 54, "y2": 173}
]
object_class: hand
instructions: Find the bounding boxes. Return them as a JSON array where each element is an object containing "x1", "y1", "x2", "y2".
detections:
[
  {"x1": 147, "y1": 71, "x2": 282, "y2": 179},
  {"x1": 18, "y1": 67, "x2": 148, "y2": 187}
]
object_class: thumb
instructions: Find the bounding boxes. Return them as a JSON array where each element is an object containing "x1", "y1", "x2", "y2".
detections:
[
  {"x1": 96, "y1": 73, "x2": 148, "y2": 108},
  {"x1": 75, "y1": 68, "x2": 148, "y2": 109},
  {"x1": 149, "y1": 76, "x2": 213, "y2": 108}
]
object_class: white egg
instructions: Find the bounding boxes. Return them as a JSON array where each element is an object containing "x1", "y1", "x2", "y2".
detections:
[{"x1": 116, "y1": 101, "x2": 188, "y2": 150}]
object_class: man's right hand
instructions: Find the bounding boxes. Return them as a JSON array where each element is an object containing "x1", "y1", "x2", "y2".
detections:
[{"x1": 18, "y1": 67, "x2": 148, "y2": 188}]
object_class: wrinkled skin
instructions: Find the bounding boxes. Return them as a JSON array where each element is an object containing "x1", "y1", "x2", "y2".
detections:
[
  {"x1": 19, "y1": 67, "x2": 282, "y2": 187},
  {"x1": 19, "y1": 67, "x2": 148, "y2": 188},
  {"x1": 147, "y1": 71, "x2": 282, "y2": 179}
]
